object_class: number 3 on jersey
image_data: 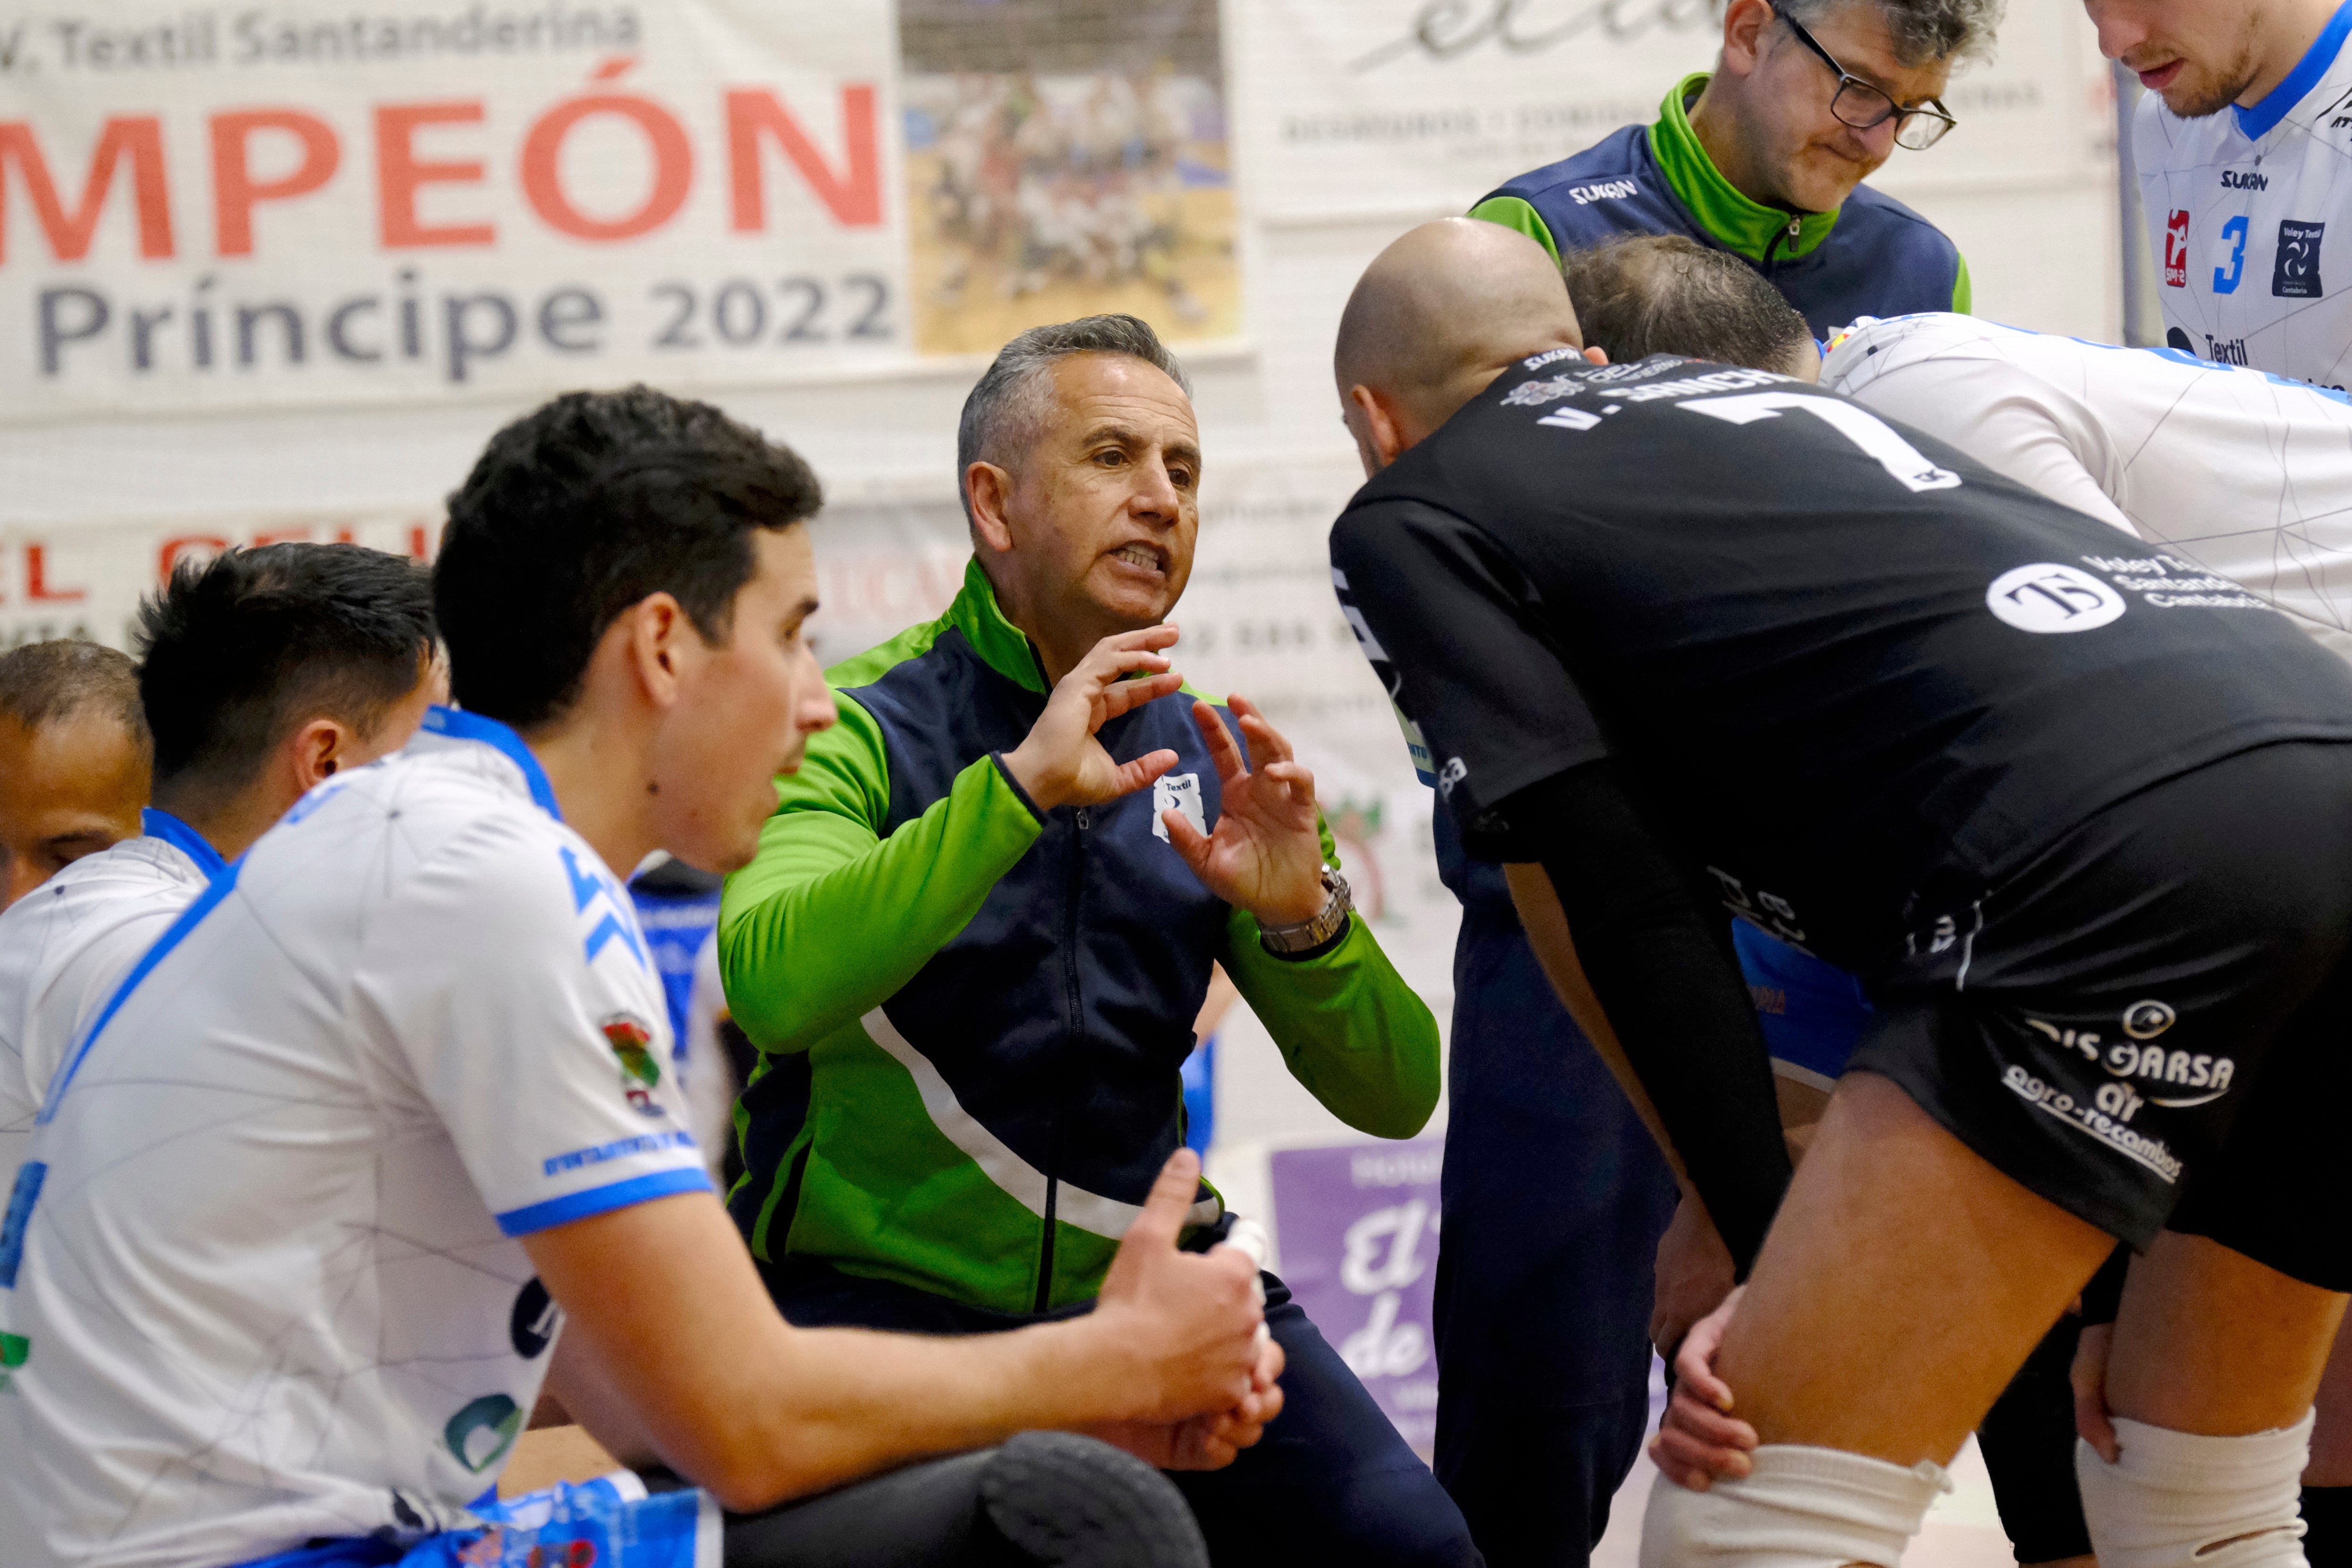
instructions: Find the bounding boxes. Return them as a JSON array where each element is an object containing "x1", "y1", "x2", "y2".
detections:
[{"x1": 1680, "y1": 392, "x2": 1963, "y2": 493}]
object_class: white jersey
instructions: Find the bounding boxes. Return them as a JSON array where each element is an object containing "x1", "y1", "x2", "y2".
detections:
[
  {"x1": 2135, "y1": 1, "x2": 2352, "y2": 384},
  {"x1": 0, "y1": 811, "x2": 220, "y2": 1198},
  {"x1": 0, "y1": 709, "x2": 709, "y2": 1568},
  {"x1": 1821, "y1": 312, "x2": 2352, "y2": 662}
]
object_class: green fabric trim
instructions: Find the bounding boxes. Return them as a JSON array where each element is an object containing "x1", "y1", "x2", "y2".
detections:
[
  {"x1": 1220, "y1": 905, "x2": 1440, "y2": 1140},
  {"x1": 1951, "y1": 250, "x2": 1973, "y2": 314},
  {"x1": 946, "y1": 556, "x2": 1049, "y2": 693},
  {"x1": 1650, "y1": 73, "x2": 1837, "y2": 263},
  {"x1": 1468, "y1": 195, "x2": 1560, "y2": 260},
  {"x1": 719, "y1": 728, "x2": 1044, "y2": 1052}
]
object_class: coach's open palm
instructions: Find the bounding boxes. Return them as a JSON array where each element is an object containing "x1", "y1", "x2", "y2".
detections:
[
  {"x1": 1003, "y1": 627, "x2": 1184, "y2": 811},
  {"x1": 1160, "y1": 694, "x2": 1328, "y2": 927}
]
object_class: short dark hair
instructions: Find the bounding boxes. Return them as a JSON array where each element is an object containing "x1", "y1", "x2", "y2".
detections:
[
  {"x1": 135, "y1": 544, "x2": 436, "y2": 800},
  {"x1": 956, "y1": 315, "x2": 1191, "y2": 523},
  {"x1": 0, "y1": 640, "x2": 147, "y2": 749},
  {"x1": 436, "y1": 386, "x2": 823, "y2": 728},
  {"x1": 1560, "y1": 235, "x2": 1816, "y2": 376},
  {"x1": 1780, "y1": 0, "x2": 2002, "y2": 68}
]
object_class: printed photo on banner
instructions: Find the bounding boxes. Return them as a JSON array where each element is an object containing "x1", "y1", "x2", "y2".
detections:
[{"x1": 896, "y1": 0, "x2": 1239, "y2": 355}]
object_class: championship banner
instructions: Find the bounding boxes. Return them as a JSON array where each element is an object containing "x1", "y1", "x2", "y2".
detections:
[
  {"x1": 0, "y1": 0, "x2": 1240, "y2": 421},
  {"x1": 1235, "y1": 0, "x2": 2099, "y2": 223}
]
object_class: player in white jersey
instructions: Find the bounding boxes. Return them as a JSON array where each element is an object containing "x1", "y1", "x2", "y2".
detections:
[
  {"x1": 2099, "y1": 0, "x2": 2352, "y2": 383},
  {"x1": 1821, "y1": 310, "x2": 2352, "y2": 653},
  {"x1": 0, "y1": 543, "x2": 441, "y2": 1201},
  {"x1": 0, "y1": 389, "x2": 1280, "y2": 1568},
  {"x1": 0, "y1": 641, "x2": 149, "y2": 914}
]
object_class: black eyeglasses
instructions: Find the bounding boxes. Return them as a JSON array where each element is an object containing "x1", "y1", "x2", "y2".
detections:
[{"x1": 1773, "y1": 5, "x2": 1958, "y2": 151}]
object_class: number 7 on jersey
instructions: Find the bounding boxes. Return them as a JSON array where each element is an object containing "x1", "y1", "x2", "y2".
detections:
[{"x1": 1682, "y1": 392, "x2": 1963, "y2": 494}]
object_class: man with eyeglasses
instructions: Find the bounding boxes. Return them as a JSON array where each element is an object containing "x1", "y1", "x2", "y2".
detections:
[
  {"x1": 1433, "y1": 3, "x2": 1998, "y2": 1566},
  {"x1": 2104, "y1": 0, "x2": 2352, "y2": 391}
]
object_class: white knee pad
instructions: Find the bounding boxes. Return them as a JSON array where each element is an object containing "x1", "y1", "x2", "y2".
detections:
[
  {"x1": 2076, "y1": 1410, "x2": 2314, "y2": 1568},
  {"x1": 1638, "y1": 1444, "x2": 1950, "y2": 1568}
]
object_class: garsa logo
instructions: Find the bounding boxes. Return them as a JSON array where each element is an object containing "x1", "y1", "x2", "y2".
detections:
[
  {"x1": 601, "y1": 1012, "x2": 664, "y2": 1117},
  {"x1": 2027, "y1": 999, "x2": 2236, "y2": 1110}
]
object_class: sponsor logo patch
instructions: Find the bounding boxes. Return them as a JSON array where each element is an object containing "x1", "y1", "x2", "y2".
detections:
[
  {"x1": 1986, "y1": 564, "x2": 2126, "y2": 634},
  {"x1": 2002, "y1": 1064, "x2": 2184, "y2": 1183},
  {"x1": 1152, "y1": 771, "x2": 1206, "y2": 843},
  {"x1": 2164, "y1": 209, "x2": 2189, "y2": 287},
  {"x1": 2275, "y1": 219, "x2": 2326, "y2": 298},
  {"x1": 602, "y1": 1012, "x2": 663, "y2": 1117}
]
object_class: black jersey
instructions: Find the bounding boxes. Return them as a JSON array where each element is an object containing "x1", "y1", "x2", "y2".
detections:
[{"x1": 1331, "y1": 352, "x2": 2352, "y2": 980}]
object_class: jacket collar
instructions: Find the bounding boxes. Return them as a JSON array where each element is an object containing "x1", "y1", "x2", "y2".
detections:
[
  {"x1": 946, "y1": 557, "x2": 1052, "y2": 695},
  {"x1": 1648, "y1": 73, "x2": 1840, "y2": 263},
  {"x1": 139, "y1": 807, "x2": 227, "y2": 878}
]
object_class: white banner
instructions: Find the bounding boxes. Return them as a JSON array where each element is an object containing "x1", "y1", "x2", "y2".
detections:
[
  {"x1": 0, "y1": 1, "x2": 907, "y2": 420},
  {"x1": 1235, "y1": 0, "x2": 2101, "y2": 223}
]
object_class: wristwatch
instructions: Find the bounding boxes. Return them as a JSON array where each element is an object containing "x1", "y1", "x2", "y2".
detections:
[{"x1": 1258, "y1": 870, "x2": 1354, "y2": 957}]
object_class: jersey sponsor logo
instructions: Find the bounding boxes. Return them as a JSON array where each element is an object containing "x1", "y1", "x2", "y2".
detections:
[
  {"x1": 2203, "y1": 334, "x2": 2250, "y2": 365},
  {"x1": 1150, "y1": 772, "x2": 1206, "y2": 843},
  {"x1": 2220, "y1": 169, "x2": 2270, "y2": 191},
  {"x1": 2164, "y1": 209, "x2": 2189, "y2": 287},
  {"x1": 444, "y1": 1392, "x2": 525, "y2": 1473},
  {"x1": 1568, "y1": 178, "x2": 1640, "y2": 204},
  {"x1": 602, "y1": 1012, "x2": 665, "y2": 1117},
  {"x1": 1519, "y1": 345, "x2": 1586, "y2": 371},
  {"x1": 510, "y1": 1278, "x2": 561, "y2": 1359},
  {"x1": 1986, "y1": 564, "x2": 2126, "y2": 634},
  {"x1": 543, "y1": 1129, "x2": 695, "y2": 1175},
  {"x1": 2027, "y1": 1011, "x2": 2235, "y2": 1108},
  {"x1": 2079, "y1": 552, "x2": 2272, "y2": 611},
  {"x1": 2274, "y1": 219, "x2": 2325, "y2": 297},
  {"x1": 1434, "y1": 755, "x2": 1467, "y2": 800},
  {"x1": 1499, "y1": 374, "x2": 1582, "y2": 407},
  {"x1": 2001, "y1": 1063, "x2": 2184, "y2": 1183}
]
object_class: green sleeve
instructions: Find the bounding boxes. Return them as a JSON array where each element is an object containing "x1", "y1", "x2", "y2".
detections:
[
  {"x1": 1218, "y1": 826, "x2": 1442, "y2": 1139},
  {"x1": 1468, "y1": 195, "x2": 1560, "y2": 261},
  {"x1": 1951, "y1": 249, "x2": 1973, "y2": 314},
  {"x1": 718, "y1": 694, "x2": 1044, "y2": 1051}
]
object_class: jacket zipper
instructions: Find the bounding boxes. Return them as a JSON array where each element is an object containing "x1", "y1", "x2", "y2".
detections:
[
  {"x1": 1762, "y1": 213, "x2": 1801, "y2": 270},
  {"x1": 1035, "y1": 804, "x2": 1090, "y2": 1312}
]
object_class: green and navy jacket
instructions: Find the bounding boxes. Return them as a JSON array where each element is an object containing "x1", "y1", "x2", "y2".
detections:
[
  {"x1": 1474, "y1": 74, "x2": 1970, "y2": 336},
  {"x1": 719, "y1": 561, "x2": 1441, "y2": 1314}
]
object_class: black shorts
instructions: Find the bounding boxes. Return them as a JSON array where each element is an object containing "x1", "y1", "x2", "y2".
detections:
[{"x1": 1850, "y1": 740, "x2": 2352, "y2": 1290}]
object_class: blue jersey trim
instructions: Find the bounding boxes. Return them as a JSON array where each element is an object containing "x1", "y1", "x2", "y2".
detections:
[
  {"x1": 420, "y1": 706, "x2": 562, "y2": 821},
  {"x1": 37, "y1": 861, "x2": 243, "y2": 1125},
  {"x1": 2236, "y1": 0, "x2": 2352, "y2": 141},
  {"x1": 139, "y1": 807, "x2": 226, "y2": 878},
  {"x1": 494, "y1": 1165, "x2": 712, "y2": 1237}
]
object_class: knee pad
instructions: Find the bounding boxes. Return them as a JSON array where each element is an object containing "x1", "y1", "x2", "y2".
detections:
[
  {"x1": 2077, "y1": 1411, "x2": 2314, "y2": 1568},
  {"x1": 1638, "y1": 1445, "x2": 1950, "y2": 1568}
]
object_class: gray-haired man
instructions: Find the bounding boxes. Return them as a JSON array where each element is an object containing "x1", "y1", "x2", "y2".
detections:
[{"x1": 717, "y1": 315, "x2": 1476, "y2": 1565}]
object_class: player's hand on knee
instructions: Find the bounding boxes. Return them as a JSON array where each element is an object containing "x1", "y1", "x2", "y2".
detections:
[
  {"x1": 2072, "y1": 1319, "x2": 2120, "y2": 1462},
  {"x1": 1003, "y1": 628, "x2": 1185, "y2": 810},
  {"x1": 1094, "y1": 1148, "x2": 1264, "y2": 1424},
  {"x1": 1649, "y1": 1285, "x2": 1758, "y2": 1491},
  {"x1": 1651, "y1": 1192, "x2": 1737, "y2": 1358}
]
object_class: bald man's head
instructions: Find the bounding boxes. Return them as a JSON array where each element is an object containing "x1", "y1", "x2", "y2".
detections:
[{"x1": 1334, "y1": 219, "x2": 1587, "y2": 474}]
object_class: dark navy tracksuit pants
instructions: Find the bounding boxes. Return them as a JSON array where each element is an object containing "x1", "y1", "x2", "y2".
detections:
[
  {"x1": 1431, "y1": 818, "x2": 1679, "y2": 1568},
  {"x1": 760, "y1": 1258, "x2": 1482, "y2": 1568}
]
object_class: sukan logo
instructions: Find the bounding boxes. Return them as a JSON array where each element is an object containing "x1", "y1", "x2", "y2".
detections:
[
  {"x1": 2164, "y1": 209, "x2": 2189, "y2": 287},
  {"x1": 602, "y1": 1012, "x2": 663, "y2": 1117},
  {"x1": 2276, "y1": 219, "x2": 2326, "y2": 297}
]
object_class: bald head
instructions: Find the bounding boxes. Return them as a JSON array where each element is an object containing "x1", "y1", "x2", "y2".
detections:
[{"x1": 1334, "y1": 219, "x2": 1587, "y2": 474}]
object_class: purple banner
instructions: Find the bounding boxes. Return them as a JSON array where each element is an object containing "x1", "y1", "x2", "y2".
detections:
[{"x1": 1267, "y1": 1136, "x2": 1443, "y2": 1450}]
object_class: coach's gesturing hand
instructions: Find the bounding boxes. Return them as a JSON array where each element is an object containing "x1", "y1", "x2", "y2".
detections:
[
  {"x1": 1160, "y1": 694, "x2": 1328, "y2": 927},
  {"x1": 1002, "y1": 626, "x2": 1185, "y2": 811}
]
